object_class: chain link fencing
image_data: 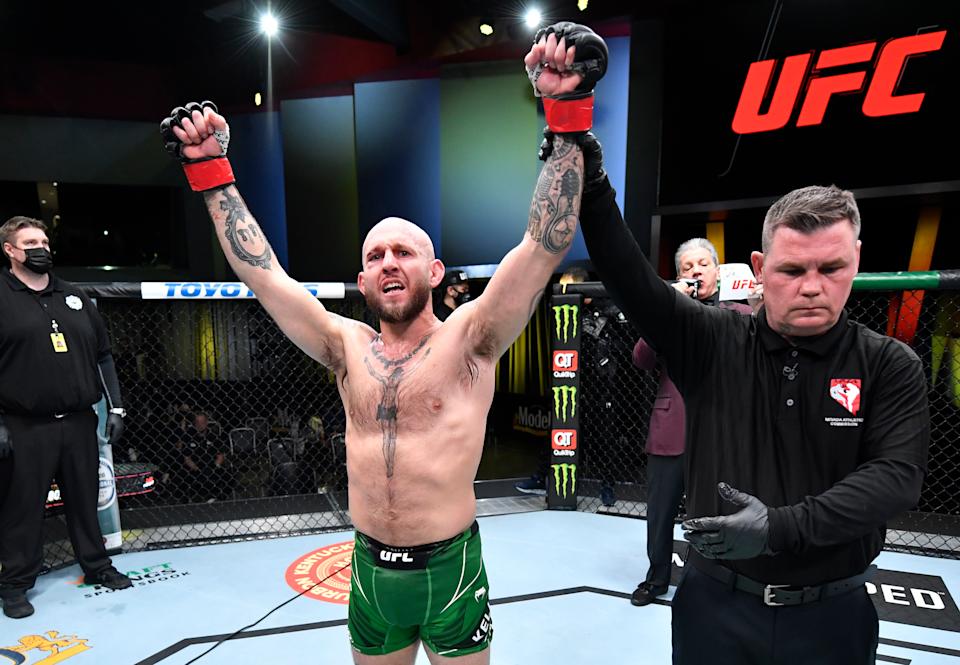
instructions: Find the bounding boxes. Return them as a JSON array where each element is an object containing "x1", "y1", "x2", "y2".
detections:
[
  {"x1": 566, "y1": 282, "x2": 960, "y2": 558},
  {"x1": 41, "y1": 286, "x2": 373, "y2": 571},
  {"x1": 37, "y1": 277, "x2": 960, "y2": 571}
]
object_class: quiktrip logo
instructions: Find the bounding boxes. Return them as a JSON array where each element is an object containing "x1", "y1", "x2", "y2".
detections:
[
  {"x1": 551, "y1": 430, "x2": 577, "y2": 458},
  {"x1": 552, "y1": 304, "x2": 579, "y2": 343},
  {"x1": 552, "y1": 385, "x2": 577, "y2": 423},
  {"x1": 552, "y1": 350, "x2": 578, "y2": 371},
  {"x1": 732, "y1": 30, "x2": 947, "y2": 134},
  {"x1": 552, "y1": 350, "x2": 578, "y2": 379},
  {"x1": 830, "y1": 378, "x2": 862, "y2": 415},
  {"x1": 551, "y1": 463, "x2": 577, "y2": 498},
  {"x1": 286, "y1": 541, "x2": 354, "y2": 604}
]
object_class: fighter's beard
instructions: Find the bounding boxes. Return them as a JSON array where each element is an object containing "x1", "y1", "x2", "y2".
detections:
[{"x1": 366, "y1": 281, "x2": 431, "y2": 324}]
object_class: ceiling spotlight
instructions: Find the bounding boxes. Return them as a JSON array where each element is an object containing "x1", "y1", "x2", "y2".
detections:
[
  {"x1": 260, "y1": 12, "x2": 279, "y2": 37},
  {"x1": 254, "y1": 92, "x2": 262, "y2": 107},
  {"x1": 479, "y1": 23, "x2": 494, "y2": 36},
  {"x1": 103, "y1": 230, "x2": 109, "y2": 236},
  {"x1": 524, "y1": 8, "x2": 542, "y2": 28},
  {"x1": 578, "y1": 0, "x2": 589, "y2": 10}
]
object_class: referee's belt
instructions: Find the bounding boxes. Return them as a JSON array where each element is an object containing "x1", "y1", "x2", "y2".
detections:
[
  {"x1": 689, "y1": 551, "x2": 877, "y2": 607},
  {"x1": 7, "y1": 409, "x2": 90, "y2": 420}
]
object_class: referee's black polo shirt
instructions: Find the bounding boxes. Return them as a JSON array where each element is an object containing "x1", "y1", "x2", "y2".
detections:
[
  {"x1": 0, "y1": 267, "x2": 111, "y2": 416},
  {"x1": 580, "y1": 182, "x2": 930, "y2": 587}
]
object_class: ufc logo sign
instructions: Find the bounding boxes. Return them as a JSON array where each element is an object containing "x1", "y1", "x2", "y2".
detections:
[
  {"x1": 379, "y1": 551, "x2": 414, "y2": 564},
  {"x1": 732, "y1": 30, "x2": 946, "y2": 134},
  {"x1": 552, "y1": 429, "x2": 577, "y2": 450},
  {"x1": 730, "y1": 279, "x2": 755, "y2": 290},
  {"x1": 553, "y1": 350, "x2": 579, "y2": 371}
]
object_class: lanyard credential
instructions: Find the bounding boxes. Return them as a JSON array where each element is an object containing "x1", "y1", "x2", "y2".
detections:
[{"x1": 29, "y1": 290, "x2": 69, "y2": 353}]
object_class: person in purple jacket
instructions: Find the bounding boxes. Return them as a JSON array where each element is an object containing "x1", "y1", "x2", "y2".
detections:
[{"x1": 630, "y1": 238, "x2": 752, "y2": 606}]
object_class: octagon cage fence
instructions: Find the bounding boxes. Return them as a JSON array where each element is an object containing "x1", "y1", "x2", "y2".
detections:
[{"x1": 31, "y1": 271, "x2": 960, "y2": 572}]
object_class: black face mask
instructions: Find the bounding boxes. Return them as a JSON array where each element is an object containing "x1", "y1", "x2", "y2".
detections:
[
  {"x1": 453, "y1": 290, "x2": 472, "y2": 307},
  {"x1": 18, "y1": 247, "x2": 53, "y2": 275}
]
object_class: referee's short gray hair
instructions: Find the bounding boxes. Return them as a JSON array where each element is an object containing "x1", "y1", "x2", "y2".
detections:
[
  {"x1": 675, "y1": 238, "x2": 719, "y2": 274},
  {"x1": 762, "y1": 185, "x2": 860, "y2": 253}
]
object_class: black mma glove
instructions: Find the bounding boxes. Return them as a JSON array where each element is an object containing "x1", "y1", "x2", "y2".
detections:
[
  {"x1": 0, "y1": 416, "x2": 11, "y2": 459},
  {"x1": 160, "y1": 100, "x2": 235, "y2": 192},
  {"x1": 682, "y1": 482, "x2": 773, "y2": 560},
  {"x1": 538, "y1": 129, "x2": 607, "y2": 193},
  {"x1": 527, "y1": 22, "x2": 608, "y2": 133}
]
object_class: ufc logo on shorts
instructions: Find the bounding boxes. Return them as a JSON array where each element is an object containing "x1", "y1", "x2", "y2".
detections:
[
  {"x1": 379, "y1": 551, "x2": 414, "y2": 564},
  {"x1": 732, "y1": 30, "x2": 947, "y2": 134},
  {"x1": 552, "y1": 430, "x2": 577, "y2": 450},
  {"x1": 553, "y1": 350, "x2": 578, "y2": 371}
]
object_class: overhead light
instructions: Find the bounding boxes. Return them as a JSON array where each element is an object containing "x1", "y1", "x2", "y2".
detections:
[
  {"x1": 260, "y1": 12, "x2": 279, "y2": 37},
  {"x1": 254, "y1": 92, "x2": 262, "y2": 106},
  {"x1": 525, "y1": 8, "x2": 542, "y2": 28},
  {"x1": 479, "y1": 23, "x2": 494, "y2": 36},
  {"x1": 103, "y1": 230, "x2": 109, "y2": 236},
  {"x1": 578, "y1": 0, "x2": 589, "y2": 10}
]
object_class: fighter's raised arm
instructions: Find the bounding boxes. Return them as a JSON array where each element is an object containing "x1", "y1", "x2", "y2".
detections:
[
  {"x1": 463, "y1": 23, "x2": 608, "y2": 359},
  {"x1": 161, "y1": 102, "x2": 347, "y2": 371}
]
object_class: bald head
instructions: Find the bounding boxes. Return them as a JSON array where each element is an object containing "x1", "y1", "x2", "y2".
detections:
[{"x1": 362, "y1": 217, "x2": 435, "y2": 266}]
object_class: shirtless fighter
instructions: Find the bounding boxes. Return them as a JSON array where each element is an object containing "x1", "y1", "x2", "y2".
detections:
[{"x1": 160, "y1": 23, "x2": 606, "y2": 664}]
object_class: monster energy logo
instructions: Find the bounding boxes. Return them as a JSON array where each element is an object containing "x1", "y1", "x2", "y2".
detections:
[
  {"x1": 552, "y1": 304, "x2": 579, "y2": 343},
  {"x1": 552, "y1": 386, "x2": 577, "y2": 423},
  {"x1": 551, "y1": 463, "x2": 577, "y2": 499}
]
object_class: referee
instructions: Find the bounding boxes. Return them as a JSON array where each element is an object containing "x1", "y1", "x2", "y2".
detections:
[
  {"x1": 561, "y1": 136, "x2": 928, "y2": 661},
  {"x1": 0, "y1": 216, "x2": 132, "y2": 620}
]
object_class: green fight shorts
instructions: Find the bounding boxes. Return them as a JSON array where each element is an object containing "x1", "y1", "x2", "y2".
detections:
[{"x1": 348, "y1": 520, "x2": 493, "y2": 657}]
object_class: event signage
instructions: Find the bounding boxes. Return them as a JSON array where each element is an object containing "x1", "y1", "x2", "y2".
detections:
[
  {"x1": 549, "y1": 294, "x2": 582, "y2": 509},
  {"x1": 141, "y1": 282, "x2": 346, "y2": 300},
  {"x1": 733, "y1": 30, "x2": 947, "y2": 134}
]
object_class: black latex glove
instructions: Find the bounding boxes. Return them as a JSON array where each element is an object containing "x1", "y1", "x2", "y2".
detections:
[
  {"x1": 0, "y1": 417, "x2": 11, "y2": 459},
  {"x1": 538, "y1": 129, "x2": 607, "y2": 194},
  {"x1": 682, "y1": 482, "x2": 772, "y2": 560},
  {"x1": 105, "y1": 413, "x2": 125, "y2": 446}
]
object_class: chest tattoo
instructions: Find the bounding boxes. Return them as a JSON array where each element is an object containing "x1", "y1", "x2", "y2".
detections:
[{"x1": 362, "y1": 334, "x2": 432, "y2": 477}]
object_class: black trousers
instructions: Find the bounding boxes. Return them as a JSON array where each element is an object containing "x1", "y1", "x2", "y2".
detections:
[
  {"x1": 672, "y1": 564, "x2": 879, "y2": 665},
  {"x1": 0, "y1": 410, "x2": 112, "y2": 592},
  {"x1": 645, "y1": 453, "x2": 684, "y2": 589}
]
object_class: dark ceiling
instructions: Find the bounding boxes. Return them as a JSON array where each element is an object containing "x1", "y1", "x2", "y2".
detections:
[{"x1": 0, "y1": 0, "x2": 665, "y2": 119}]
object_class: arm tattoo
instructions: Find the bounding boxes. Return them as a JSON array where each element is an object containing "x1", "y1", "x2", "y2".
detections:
[
  {"x1": 527, "y1": 135, "x2": 582, "y2": 254},
  {"x1": 363, "y1": 334, "x2": 433, "y2": 478},
  {"x1": 207, "y1": 188, "x2": 273, "y2": 270}
]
